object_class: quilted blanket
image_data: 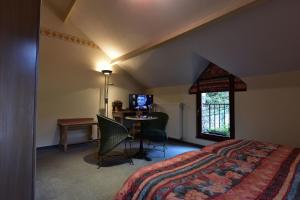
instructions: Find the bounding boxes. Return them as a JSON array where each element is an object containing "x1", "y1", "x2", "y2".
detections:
[
  {"x1": 115, "y1": 140, "x2": 300, "y2": 200},
  {"x1": 202, "y1": 139, "x2": 294, "y2": 166}
]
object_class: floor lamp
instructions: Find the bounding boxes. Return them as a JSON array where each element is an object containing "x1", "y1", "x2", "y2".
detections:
[{"x1": 102, "y1": 70, "x2": 112, "y2": 117}]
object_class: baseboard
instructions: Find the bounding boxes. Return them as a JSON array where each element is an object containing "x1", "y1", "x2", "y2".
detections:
[
  {"x1": 36, "y1": 144, "x2": 59, "y2": 151},
  {"x1": 37, "y1": 138, "x2": 203, "y2": 150},
  {"x1": 168, "y1": 137, "x2": 204, "y2": 148},
  {"x1": 36, "y1": 139, "x2": 99, "y2": 151}
]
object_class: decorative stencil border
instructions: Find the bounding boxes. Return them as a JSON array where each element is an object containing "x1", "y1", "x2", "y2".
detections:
[{"x1": 40, "y1": 27, "x2": 100, "y2": 50}]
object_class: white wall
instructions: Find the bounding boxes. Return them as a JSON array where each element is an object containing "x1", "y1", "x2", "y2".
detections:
[
  {"x1": 157, "y1": 103, "x2": 183, "y2": 140},
  {"x1": 235, "y1": 72, "x2": 300, "y2": 147},
  {"x1": 147, "y1": 86, "x2": 215, "y2": 146},
  {"x1": 37, "y1": 3, "x2": 143, "y2": 147},
  {"x1": 147, "y1": 71, "x2": 300, "y2": 147}
]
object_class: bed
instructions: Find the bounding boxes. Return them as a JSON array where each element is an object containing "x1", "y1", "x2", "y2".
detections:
[{"x1": 115, "y1": 140, "x2": 300, "y2": 200}]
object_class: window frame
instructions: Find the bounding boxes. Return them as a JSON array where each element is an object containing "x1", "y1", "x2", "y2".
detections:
[{"x1": 196, "y1": 75, "x2": 235, "y2": 141}]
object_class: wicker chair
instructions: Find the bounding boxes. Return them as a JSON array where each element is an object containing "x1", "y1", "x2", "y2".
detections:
[
  {"x1": 97, "y1": 115, "x2": 133, "y2": 167},
  {"x1": 141, "y1": 112, "x2": 169, "y2": 157}
]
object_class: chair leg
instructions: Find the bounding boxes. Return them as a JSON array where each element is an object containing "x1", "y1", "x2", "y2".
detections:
[
  {"x1": 98, "y1": 156, "x2": 103, "y2": 169},
  {"x1": 126, "y1": 145, "x2": 134, "y2": 166},
  {"x1": 124, "y1": 140, "x2": 134, "y2": 165},
  {"x1": 125, "y1": 140, "x2": 132, "y2": 154},
  {"x1": 128, "y1": 157, "x2": 134, "y2": 165}
]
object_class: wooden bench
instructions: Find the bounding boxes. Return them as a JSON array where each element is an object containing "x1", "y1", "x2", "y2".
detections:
[{"x1": 57, "y1": 118, "x2": 99, "y2": 152}]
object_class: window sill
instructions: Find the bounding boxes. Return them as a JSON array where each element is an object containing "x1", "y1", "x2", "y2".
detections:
[{"x1": 197, "y1": 132, "x2": 231, "y2": 142}]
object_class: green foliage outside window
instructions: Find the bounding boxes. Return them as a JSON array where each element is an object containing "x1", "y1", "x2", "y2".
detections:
[
  {"x1": 202, "y1": 92, "x2": 229, "y2": 104},
  {"x1": 201, "y1": 92, "x2": 230, "y2": 137}
]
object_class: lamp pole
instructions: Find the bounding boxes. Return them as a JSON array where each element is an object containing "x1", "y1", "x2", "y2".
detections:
[{"x1": 101, "y1": 70, "x2": 112, "y2": 117}]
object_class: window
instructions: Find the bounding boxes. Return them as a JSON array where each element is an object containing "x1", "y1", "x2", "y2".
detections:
[
  {"x1": 201, "y1": 92, "x2": 230, "y2": 135},
  {"x1": 197, "y1": 90, "x2": 234, "y2": 141},
  {"x1": 190, "y1": 63, "x2": 246, "y2": 141}
]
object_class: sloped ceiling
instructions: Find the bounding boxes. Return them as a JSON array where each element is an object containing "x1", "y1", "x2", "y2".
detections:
[
  {"x1": 46, "y1": 0, "x2": 300, "y2": 88},
  {"x1": 119, "y1": 0, "x2": 300, "y2": 87},
  {"x1": 70, "y1": 0, "x2": 255, "y2": 58}
]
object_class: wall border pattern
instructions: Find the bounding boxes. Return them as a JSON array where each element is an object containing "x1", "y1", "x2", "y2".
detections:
[{"x1": 40, "y1": 27, "x2": 100, "y2": 50}]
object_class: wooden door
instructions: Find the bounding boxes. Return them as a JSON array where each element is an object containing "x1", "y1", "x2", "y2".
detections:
[{"x1": 0, "y1": 0, "x2": 40, "y2": 199}]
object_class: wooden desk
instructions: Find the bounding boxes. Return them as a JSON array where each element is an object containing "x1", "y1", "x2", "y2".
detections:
[{"x1": 57, "y1": 118, "x2": 99, "y2": 152}]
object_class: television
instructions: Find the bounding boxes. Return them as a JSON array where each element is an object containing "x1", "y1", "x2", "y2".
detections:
[{"x1": 129, "y1": 94, "x2": 153, "y2": 110}]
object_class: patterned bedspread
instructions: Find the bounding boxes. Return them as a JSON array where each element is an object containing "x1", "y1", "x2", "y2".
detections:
[
  {"x1": 115, "y1": 140, "x2": 300, "y2": 200},
  {"x1": 202, "y1": 139, "x2": 294, "y2": 166}
]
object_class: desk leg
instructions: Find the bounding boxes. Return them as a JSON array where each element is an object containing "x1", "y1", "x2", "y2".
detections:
[
  {"x1": 89, "y1": 125, "x2": 93, "y2": 141},
  {"x1": 59, "y1": 126, "x2": 63, "y2": 146},
  {"x1": 61, "y1": 126, "x2": 68, "y2": 152}
]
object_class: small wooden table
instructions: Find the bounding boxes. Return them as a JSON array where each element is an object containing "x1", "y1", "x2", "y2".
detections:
[
  {"x1": 57, "y1": 118, "x2": 99, "y2": 152},
  {"x1": 125, "y1": 116, "x2": 158, "y2": 161}
]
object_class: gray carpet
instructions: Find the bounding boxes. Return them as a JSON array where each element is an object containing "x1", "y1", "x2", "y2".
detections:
[{"x1": 36, "y1": 141, "x2": 200, "y2": 200}]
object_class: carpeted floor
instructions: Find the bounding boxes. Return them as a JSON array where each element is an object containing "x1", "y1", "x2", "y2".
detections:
[{"x1": 36, "y1": 141, "x2": 200, "y2": 200}]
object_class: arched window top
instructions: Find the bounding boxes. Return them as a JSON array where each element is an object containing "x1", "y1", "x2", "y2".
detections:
[{"x1": 189, "y1": 63, "x2": 247, "y2": 94}]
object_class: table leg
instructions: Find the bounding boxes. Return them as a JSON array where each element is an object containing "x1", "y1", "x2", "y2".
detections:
[
  {"x1": 139, "y1": 134, "x2": 143, "y2": 152},
  {"x1": 133, "y1": 136, "x2": 151, "y2": 161},
  {"x1": 133, "y1": 121, "x2": 151, "y2": 161},
  {"x1": 61, "y1": 126, "x2": 68, "y2": 152}
]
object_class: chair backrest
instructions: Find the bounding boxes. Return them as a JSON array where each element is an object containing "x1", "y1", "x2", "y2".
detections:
[
  {"x1": 97, "y1": 115, "x2": 128, "y2": 156},
  {"x1": 141, "y1": 112, "x2": 169, "y2": 131}
]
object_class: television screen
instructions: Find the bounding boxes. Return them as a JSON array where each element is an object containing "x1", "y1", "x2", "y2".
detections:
[{"x1": 129, "y1": 94, "x2": 153, "y2": 110}]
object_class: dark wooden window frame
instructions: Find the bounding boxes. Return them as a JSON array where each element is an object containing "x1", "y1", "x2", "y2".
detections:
[{"x1": 196, "y1": 75, "x2": 235, "y2": 141}]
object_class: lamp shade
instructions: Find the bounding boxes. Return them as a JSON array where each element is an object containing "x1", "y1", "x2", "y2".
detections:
[{"x1": 101, "y1": 70, "x2": 112, "y2": 76}]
